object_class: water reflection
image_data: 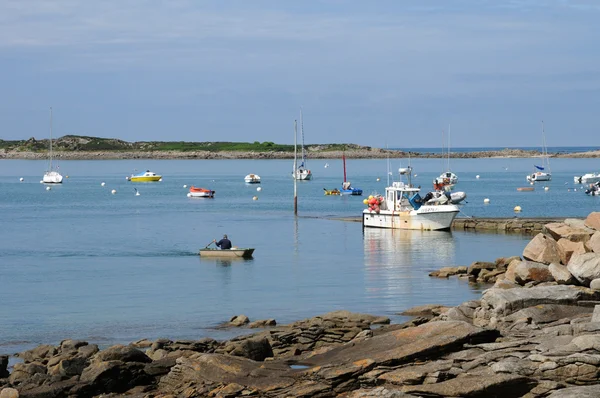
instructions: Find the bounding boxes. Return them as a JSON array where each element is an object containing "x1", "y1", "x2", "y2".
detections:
[{"x1": 362, "y1": 228, "x2": 457, "y2": 305}]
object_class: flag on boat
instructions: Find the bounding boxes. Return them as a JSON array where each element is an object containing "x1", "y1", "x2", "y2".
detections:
[
  {"x1": 300, "y1": 162, "x2": 304, "y2": 168},
  {"x1": 534, "y1": 165, "x2": 545, "y2": 171}
]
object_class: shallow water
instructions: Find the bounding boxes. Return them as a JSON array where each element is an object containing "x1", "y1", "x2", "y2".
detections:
[{"x1": 0, "y1": 157, "x2": 596, "y2": 354}]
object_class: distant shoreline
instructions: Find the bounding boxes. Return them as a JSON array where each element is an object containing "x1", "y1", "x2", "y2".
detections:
[{"x1": 2, "y1": 148, "x2": 600, "y2": 160}]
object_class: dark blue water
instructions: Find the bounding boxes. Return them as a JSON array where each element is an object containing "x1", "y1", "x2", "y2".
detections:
[{"x1": 1, "y1": 157, "x2": 598, "y2": 355}]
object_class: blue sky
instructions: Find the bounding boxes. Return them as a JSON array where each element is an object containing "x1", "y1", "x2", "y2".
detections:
[{"x1": 1, "y1": 0, "x2": 599, "y2": 148}]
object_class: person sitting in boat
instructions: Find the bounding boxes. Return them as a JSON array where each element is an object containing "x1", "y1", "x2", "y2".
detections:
[{"x1": 214, "y1": 234, "x2": 232, "y2": 250}]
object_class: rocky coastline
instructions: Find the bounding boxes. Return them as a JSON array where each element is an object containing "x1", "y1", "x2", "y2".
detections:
[
  {"x1": 4, "y1": 215, "x2": 600, "y2": 397},
  {"x1": 2, "y1": 148, "x2": 600, "y2": 160}
]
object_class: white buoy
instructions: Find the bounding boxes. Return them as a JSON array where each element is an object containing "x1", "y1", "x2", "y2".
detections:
[
  {"x1": 544, "y1": 186, "x2": 549, "y2": 191},
  {"x1": 101, "y1": 182, "x2": 105, "y2": 186},
  {"x1": 19, "y1": 177, "x2": 24, "y2": 182},
  {"x1": 183, "y1": 185, "x2": 187, "y2": 188},
  {"x1": 46, "y1": 186, "x2": 51, "y2": 191},
  {"x1": 514, "y1": 205, "x2": 522, "y2": 212},
  {"x1": 135, "y1": 191, "x2": 140, "y2": 196},
  {"x1": 376, "y1": 178, "x2": 380, "y2": 182},
  {"x1": 40, "y1": 180, "x2": 43, "y2": 184},
  {"x1": 414, "y1": 174, "x2": 418, "y2": 177},
  {"x1": 257, "y1": 187, "x2": 262, "y2": 192},
  {"x1": 158, "y1": 178, "x2": 163, "y2": 182},
  {"x1": 476, "y1": 175, "x2": 480, "y2": 179},
  {"x1": 484, "y1": 198, "x2": 490, "y2": 204},
  {"x1": 530, "y1": 182, "x2": 534, "y2": 185},
  {"x1": 111, "y1": 189, "x2": 117, "y2": 195},
  {"x1": 252, "y1": 196, "x2": 258, "y2": 201},
  {"x1": 574, "y1": 188, "x2": 578, "y2": 192}
]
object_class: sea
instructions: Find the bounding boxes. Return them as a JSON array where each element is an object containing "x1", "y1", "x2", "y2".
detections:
[{"x1": 1, "y1": 153, "x2": 600, "y2": 356}]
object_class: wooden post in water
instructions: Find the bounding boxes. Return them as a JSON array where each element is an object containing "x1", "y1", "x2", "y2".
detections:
[{"x1": 294, "y1": 119, "x2": 298, "y2": 215}]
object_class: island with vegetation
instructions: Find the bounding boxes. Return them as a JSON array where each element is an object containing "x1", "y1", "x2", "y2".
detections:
[{"x1": 1, "y1": 135, "x2": 599, "y2": 160}]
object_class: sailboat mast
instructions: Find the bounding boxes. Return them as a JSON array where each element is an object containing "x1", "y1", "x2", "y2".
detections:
[
  {"x1": 447, "y1": 123, "x2": 451, "y2": 171},
  {"x1": 300, "y1": 108, "x2": 306, "y2": 167},
  {"x1": 343, "y1": 152, "x2": 347, "y2": 183},
  {"x1": 49, "y1": 107, "x2": 53, "y2": 171},
  {"x1": 294, "y1": 120, "x2": 298, "y2": 215},
  {"x1": 542, "y1": 120, "x2": 550, "y2": 172}
]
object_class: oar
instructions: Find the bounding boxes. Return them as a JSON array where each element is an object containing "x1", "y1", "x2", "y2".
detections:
[{"x1": 205, "y1": 240, "x2": 216, "y2": 248}]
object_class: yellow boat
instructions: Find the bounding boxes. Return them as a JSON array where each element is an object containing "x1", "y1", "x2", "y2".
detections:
[
  {"x1": 127, "y1": 170, "x2": 162, "y2": 182},
  {"x1": 324, "y1": 188, "x2": 341, "y2": 196},
  {"x1": 198, "y1": 248, "x2": 255, "y2": 258}
]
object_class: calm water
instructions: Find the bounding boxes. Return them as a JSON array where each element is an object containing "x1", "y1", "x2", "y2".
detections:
[{"x1": 1, "y1": 157, "x2": 599, "y2": 355}]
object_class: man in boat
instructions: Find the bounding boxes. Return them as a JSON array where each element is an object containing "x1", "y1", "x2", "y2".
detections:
[{"x1": 214, "y1": 234, "x2": 232, "y2": 250}]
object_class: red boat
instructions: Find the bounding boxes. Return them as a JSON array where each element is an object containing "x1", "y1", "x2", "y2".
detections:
[{"x1": 187, "y1": 186, "x2": 215, "y2": 198}]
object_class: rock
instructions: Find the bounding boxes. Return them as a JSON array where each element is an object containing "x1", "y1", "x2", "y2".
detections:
[
  {"x1": 584, "y1": 212, "x2": 600, "y2": 231},
  {"x1": 144, "y1": 356, "x2": 178, "y2": 377},
  {"x1": 130, "y1": 339, "x2": 153, "y2": 348},
  {"x1": 513, "y1": 260, "x2": 554, "y2": 285},
  {"x1": 591, "y1": 279, "x2": 600, "y2": 290},
  {"x1": 523, "y1": 233, "x2": 563, "y2": 265},
  {"x1": 547, "y1": 385, "x2": 600, "y2": 397},
  {"x1": 378, "y1": 359, "x2": 454, "y2": 385},
  {"x1": 494, "y1": 278, "x2": 520, "y2": 289},
  {"x1": 568, "y1": 252, "x2": 600, "y2": 286},
  {"x1": 399, "y1": 304, "x2": 451, "y2": 317},
  {"x1": 467, "y1": 261, "x2": 496, "y2": 277},
  {"x1": 48, "y1": 356, "x2": 87, "y2": 377},
  {"x1": 93, "y1": 345, "x2": 151, "y2": 363},
  {"x1": 17, "y1": 345, "x2": 57, "y2": 364},
  {"x1": 0, "y1": 356, "x2": 8, "y2": 378},
  {"x1": 228, "y1": 337, "x2": 273, "y2": 361},
  {"x1": 8, "y1": 362, "x2": 46, "y2": 385},
  {"x1": 77, "y1": 344, "x2": 99, "y2": 359},
  {"x1": 544, "y1": 222, "x2": 593, "y2": 243},
  {"x1": 474, "y1": 285, "x2": 600, "y2": 326},
  {"x1": 586, "y1": 232, "x2": 600, "y2": 253},
  {"x1": 495, "y1": 256, "x2": 521, "y2": 271},
  {"x1": 504, "y1": 258, "x2": 522, "y2": 283},
  {"x1": 504, "y1": 304, "x2": 593, "y2": 325},
  {"x1": 247, "y1": 319, "x2": 277, "y2": 328},
  {"x1": 59, "y1": 339, "x2": 88, "y2": 352},
  {"x1": 429, "y1": 266, "x2": 467, "y2": 278},
  {"x1": 0, "y1": 388, "x2": 19, "y2": 398},
  {"x1": 229, "y1": 315, "x2": 250, "y2": 326},
  {"x1": 401, "y1": 373, "x2": 536, "y2": 397},
  {"x1": 558, "y1": 238, "x2": 588, "y2": 265},
  {"x1": 549, "y1": 263, "x2": 577, "y2": 285},
  {"x1": 590, "y1": 306, "x2": 600, "y2": 324},
  {"x1": 80, "y1": 360, "x2": 151, "y2": 396}
]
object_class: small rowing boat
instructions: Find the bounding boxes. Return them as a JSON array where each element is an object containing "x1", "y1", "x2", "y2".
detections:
[
  {"x1": 198, "y1": 248, "x2": 255, "y2": 258},
  {"x1": 187, "y1": 186, "x2": 215, "y2": 198}
]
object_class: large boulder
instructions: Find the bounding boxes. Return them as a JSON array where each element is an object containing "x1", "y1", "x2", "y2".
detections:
[
  {"x1": 547, "y1": 385, "x2": 600, "y2": 397},
  {"x1": 79, "y1": 360, "x2": 152, "y2": 396},
  {"x1": 227, "y1": 337, "x2": 273, "y2": 361},
  {"x1": 17, "y1": 345, "x2": 57, "y2": 364},
  {"x1": 523, "y1": 234, "x2": 562, "y2": 264},
  {"x1": 512, "y1": 260, "x2": 553, "y2": 285},
  {"x1": 557, "y1": 238, "x2": 588, "y2": 265},
  {"x1": 474, "y1": 285, "x2": 600, "y2": 326},
  {"x1": 544, "y1": 222, "x2": 593, "y2": 243},
  {"x1": 93, "y1": 345, "x2": 151, "y2": 363},
  {"x1": 401, "y1": 373, "x2": 536, "y2": 397},
  {"x1": 586, "y1": 231, "x2": 600, "y2": 253},
  {"x1": 548, "y1": 263, "x2": 577, "y2": 285},
  {"x1": 584, "y1": 212, "x2": 600, "y2": 231},
  {"x1": 567, "y1": 252, "x2": 600, "y2": 286}
]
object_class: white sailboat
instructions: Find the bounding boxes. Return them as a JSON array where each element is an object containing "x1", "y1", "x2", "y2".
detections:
[
  {"x1": 526, "y1": 121, "x2": 551, "y2": 182},
  {"x1": 433, "y1": 125, "x2": 458, "y2": 190},
  {"x1": 42, "y1": 107, "x2": 63, "y2": 184},
  {"x1": 292, "y1": 108, "x2": 312, "y2": 180}
]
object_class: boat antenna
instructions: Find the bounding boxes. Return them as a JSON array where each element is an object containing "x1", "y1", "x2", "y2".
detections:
[
  {"x1": 293, "y1": 119, "x2": 298, "y2": 216},
  {"x1": 386, "y1": 142, "x2": 390, "y2": 186},
  {"x1": 447, "y1": 123, "x2": 451, "y2": 172}
]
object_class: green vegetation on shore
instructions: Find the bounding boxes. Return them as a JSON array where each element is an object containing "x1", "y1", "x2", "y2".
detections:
[{"x1": 0, "y1": 135, "x2": 364, "y2": 153}]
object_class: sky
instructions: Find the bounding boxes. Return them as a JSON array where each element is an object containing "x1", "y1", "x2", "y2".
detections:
[{"x1": 1, "y1": 0, "x2": 599, "y2": 148}]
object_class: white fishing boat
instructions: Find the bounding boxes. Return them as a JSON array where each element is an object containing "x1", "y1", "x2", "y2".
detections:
[
  {"x1": 42, "y1": 107, "x2": 63, "y2": 184},
  {"x1": 244, "y1": 174, "x2": 261, "y2": 184},
  {"x1": 363, "y1": 167, "x2": 460, "y2": 231},
  {"x1": 292, "y1": 109, "x2": 312, "y2": 180},
  {"x1": 527, "y1": 121, "x2": 552, "y2": 182},
  {"x1": 574, "y1": 173, "x2": 600, "y2": 184}
]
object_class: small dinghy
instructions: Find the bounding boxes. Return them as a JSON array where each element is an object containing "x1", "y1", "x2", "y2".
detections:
[
  {"x1": 244, "y1": 174, "x2": 261, "y2": 184},
  {"x1": 198, "y1": 248, "x2": 255, "y2": 258},
  {"x1": 187, "y1": 186, "x2": 215, "y2": 198}
]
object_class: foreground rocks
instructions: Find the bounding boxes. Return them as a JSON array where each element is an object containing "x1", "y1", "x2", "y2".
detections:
[{"x1": 5, "y1": 214, "x2": 600, "y2": 397}]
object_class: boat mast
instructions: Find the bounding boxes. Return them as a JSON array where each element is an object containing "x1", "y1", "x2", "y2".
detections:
[
  {"x1": 342, "y1": 152, "x2": 347, "y2": 183},
  {"x1": 300, "y1": 107, "x2": 306, "y2": 167},
  {"x1": 542, "y1": 120, "x2": 550, "y2": 173},
  {"x1": 293, "y1": 119, "x2": 298, "y2": 215},
  {"x1": 49, "y1": 106, "x2": 53, "y2": 171}
]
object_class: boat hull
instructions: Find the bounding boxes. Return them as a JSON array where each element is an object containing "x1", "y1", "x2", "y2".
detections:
[
  {"x1": 526, "y1": 172, "x2": 551, "y2": 182},
  {"x1": 187, "y1": 192, "x2": 214, "y2": 198},
  {"x1": 129, "y1": 176, "x2": 162, "y2": 182},
  {"x1": 198, "y1": 248, "x2": 255, "y2": 258},
  {"x1": 244, "y1": 174, "x2": 261, "y2": 184},
  {"x1": 293, "y1": 170, "x2": 312, "y2": 180},
  {"x1": 575, "y1": 174, "x2": 600, "y2": 184},
  {"x1": 43, "y1": 171, "x2": 63, "y2": 184},
  {"x1": 362, "y1": 207, "x2": 459, "y2": 231}
]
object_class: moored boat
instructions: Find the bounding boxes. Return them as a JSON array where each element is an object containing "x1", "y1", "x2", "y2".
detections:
[
  {"x1": 42, "y1": 107, "x2": 63, "y2": 184},
  {"x1": 127, "y1": 170, "x2": 162, "y2": 182},
  {"x1": 244, "y1": 174, "x2": 261, "y2": 184},
  {"x1": 187, "y1": 186, "x2": 215, "y2": 198},
  {"x1": 198, "y1": 248, "x2": 255, "y2": 258},
  {"x1": 362, "y1": 167, "x2": 460, "y2": 231},
  {"x1": 340, "y1": 153, "x2": 362, "y2": 195},
  {"x1": 324, "y1": 188, "x2": 341, "y2": 196},
  {"x1": 574, "y1": 173, "x2": 600, "y2": 185},
  {"x1": 526, "y1": 121, "x2": 552, "y2": 182}
]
